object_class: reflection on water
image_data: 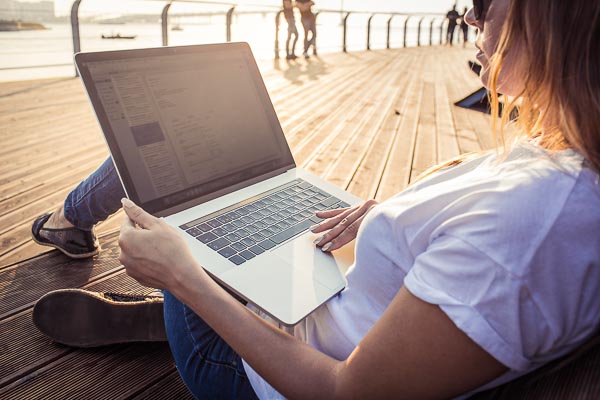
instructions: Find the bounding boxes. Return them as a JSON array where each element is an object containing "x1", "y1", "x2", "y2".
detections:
[{"x1": 0, "y1": 13, "x2": 438, "y2": 82}]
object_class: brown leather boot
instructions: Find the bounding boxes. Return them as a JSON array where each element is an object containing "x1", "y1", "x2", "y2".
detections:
[{"x1": 33, "y1": 289, "x2": 166, "y2": 347}]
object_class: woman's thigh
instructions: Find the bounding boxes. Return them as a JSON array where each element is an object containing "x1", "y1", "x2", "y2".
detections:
[{"x1": 163, "y1": 291, "x2": 258, "y2": 399}]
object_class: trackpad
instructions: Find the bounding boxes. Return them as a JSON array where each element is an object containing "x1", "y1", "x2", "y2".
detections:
[
  {"x1": 218, "y1": 234, "x2": 349, "y2": 325},
  {"x1": 272, "y1": 233, "x2": 349, "y2": 290}
]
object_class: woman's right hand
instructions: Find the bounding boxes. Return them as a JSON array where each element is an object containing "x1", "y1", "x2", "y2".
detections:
[{"x1": 311, "y1": 199, "x2": 378, "y2": 252}]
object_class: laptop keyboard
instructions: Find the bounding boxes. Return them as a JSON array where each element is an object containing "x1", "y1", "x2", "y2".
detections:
[{"x1": 179, "y1": 179, "x2": 349, "y2": 265}]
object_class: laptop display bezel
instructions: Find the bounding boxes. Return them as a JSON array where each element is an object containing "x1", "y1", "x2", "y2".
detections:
[{"x1": 75, "y1": 42, "x2": 296, "y2": 216}]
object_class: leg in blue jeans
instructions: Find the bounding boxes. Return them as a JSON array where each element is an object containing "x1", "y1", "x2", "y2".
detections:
[
  {"x1": 63, "y1": 157, "x2": 125, "y2": 230},
  {"x1": 163, "y1": 291, "x2": 258, "y2": 399}
]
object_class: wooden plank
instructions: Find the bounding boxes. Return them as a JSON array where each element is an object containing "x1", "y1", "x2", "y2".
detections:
[
  {"x1": 130, "y1": 371, "x2": 194, "y2": 400},
  {"x1": 375, "y1": 71, "x2": 424, "y2": 200},
  {"x1": 347, "y1": 70, "x2": 417, "y2": 200},
  {"x1": 0, "y1": 267, "x2": 154, "y2": 387},
  {"x1": 409, "y1": 81, "x2": 437, "y2": 182},
  {"x1": 0, "y1": 232, "x2": 121, "y2": 318},
  {"x1": 0, "y1": 342, "x2": 175, "y2": 399}
]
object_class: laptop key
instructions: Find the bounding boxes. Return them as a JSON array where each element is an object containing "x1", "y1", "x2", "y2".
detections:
[
  {"x1": 309, "y1": 214, "x2": 324, "y2": 223},
  {"x1": 262, "y1": 216, "x2": 277, "y2": 225},
  {"x1": 270, "y1": 219, "x2": 314, "y2": 244},
  {"x1": 240, "y1": 216, "x2": 254, "y2": 224},
  {"x1": 207, "y1": 237, "x2": 230, "y2": 251},
  {"x1": 195, "y1": 222, "x2": 211, "y2": 232},
  {"x1": 186, "y1": 227, "x2": 201, "y2": 237},
  {"x1": 231, "y1": 220, "x2": 246, "y2": 228},
  {"x1": 216, "y1": 215, "x2": 233, "y2": 224},
  {"x1": 225, "y1": 233, "x2": 241, "y2": 242},
  {"x1": 229, "y1": 255, "x2": 246, "y2": 265},
  {"x1": 297, "y1": 180, "x2": 312, "y2": 189},
  {"x1": 222, "y1": 223, "x2": 237, "y2": 233},
  {"x1": 231, "y1": 241, "x2": 247, "y2": 251},
  {"x1": 235, "y1": 228, "x2": 251, "y2": 238},
  {"x1": 218, "y1": 246, "x2": 237, "y2": 258},
  {"x1": 239, "y1": 250, "x2": 256, "y2": 260},
  {"x1": 258, "y1": 239, "x2": 277, "y2": 250},
  {"x1": 236, "y1": 207, "x2": 250, "y2": 216},
  {"x1": 197, "y1": 232, "x2": 217, "y2": 244},
  {"x1": 249, "y1": 245, "x2": 265, "y2": 255},
  {"x1": 207, "y1": 219, "x2": 223, "y2": 229},
  {"x1": 241, "y1": 237, "x2": 257, "y2": 247},
  {"x1": 212, "y1": 227, "x2": 227, "y2": 237},
  {"x1": 253, "y1": 220, "x2": 268, "y2": 229},
  {"x1": 250, "y1": 232, "x2": 265, "y2": 242}
]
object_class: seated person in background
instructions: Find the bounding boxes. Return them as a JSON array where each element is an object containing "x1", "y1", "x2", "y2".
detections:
[{"x1": 32, "y1": 0, "x2": 600, "y2": 398}]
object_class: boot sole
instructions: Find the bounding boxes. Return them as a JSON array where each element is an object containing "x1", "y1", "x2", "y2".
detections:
[{"x1": 33, "y1": 289, "x2": 166, "y2": 347}]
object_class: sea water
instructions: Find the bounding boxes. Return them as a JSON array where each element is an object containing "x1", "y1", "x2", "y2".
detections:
[{"x1": 0, "y1": 13, "x2": 440, "y2": 82}]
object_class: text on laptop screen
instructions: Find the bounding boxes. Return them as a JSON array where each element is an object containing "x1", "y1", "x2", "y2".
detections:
[{"x1": 82, "y1": 46, "x2": 293, "y2": 212}]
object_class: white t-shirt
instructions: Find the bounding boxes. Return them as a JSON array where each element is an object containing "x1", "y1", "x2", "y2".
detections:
[{"x1": 243, "y1": 142, "x2": 600, "y2": 398}]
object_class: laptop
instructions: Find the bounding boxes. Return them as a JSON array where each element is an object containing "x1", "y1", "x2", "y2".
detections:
[{"x1": 75, "y1": 42, "x2": 361, "y2": 326}]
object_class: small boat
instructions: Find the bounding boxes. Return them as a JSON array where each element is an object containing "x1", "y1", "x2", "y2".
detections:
[
  {"x1": 101, "y1": 33, "x2": 137, "y2": 39},
  {"x1": 171, "y1": 24, "x2": 183, "y2": 31}
]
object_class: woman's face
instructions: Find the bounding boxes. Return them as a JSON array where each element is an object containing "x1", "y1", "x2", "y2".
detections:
[{"x1": 465, "y1": 0, "x2": 525, "y2": 96}]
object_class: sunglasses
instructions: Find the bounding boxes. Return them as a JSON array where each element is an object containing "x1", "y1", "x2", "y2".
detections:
[{"x1": 473, "y1": 0, "x2": 491, "y2": 23}]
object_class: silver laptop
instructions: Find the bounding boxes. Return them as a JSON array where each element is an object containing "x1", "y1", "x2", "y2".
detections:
[{"x1": 75, "y1": 42, "x2": 361, "y2": 326}]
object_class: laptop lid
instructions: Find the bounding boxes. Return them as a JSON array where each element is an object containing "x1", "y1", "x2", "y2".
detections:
[{"x1": 75, "y1": 43, "x2": 295, "y2": 217}]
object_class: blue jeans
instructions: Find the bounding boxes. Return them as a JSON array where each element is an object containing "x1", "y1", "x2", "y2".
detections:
[
  {"x1": 63, "y1": 157, "x2": 125, "y2": 230},
  {"x1": 164, "y1": 291, "x2": 258, "y2": 399},
  {"x1": 64, "y1": 158, "x2": 258, "y2": 399}
]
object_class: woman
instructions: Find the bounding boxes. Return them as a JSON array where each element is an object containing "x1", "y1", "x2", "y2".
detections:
[{"x1": 33, "y1": 0, "x2": 600, "y2": 398}]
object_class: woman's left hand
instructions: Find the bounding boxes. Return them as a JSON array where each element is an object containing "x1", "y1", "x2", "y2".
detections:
[{"x1": 118, "y1": 198, "x2": 204, "y2": 292}]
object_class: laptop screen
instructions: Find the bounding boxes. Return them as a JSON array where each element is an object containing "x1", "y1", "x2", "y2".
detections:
[{"x1": 76, "y1": 43, "x2": 295, "y2": 215}]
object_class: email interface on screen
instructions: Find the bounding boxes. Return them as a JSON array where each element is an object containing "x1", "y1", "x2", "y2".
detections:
[{"x1": 84, "y1": 48, "x2": 290, "y2": 209}]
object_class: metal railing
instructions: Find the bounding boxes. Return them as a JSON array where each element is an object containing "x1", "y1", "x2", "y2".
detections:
[{"x1": 61, "y1": 1, "x2": 448, "y2": 75}]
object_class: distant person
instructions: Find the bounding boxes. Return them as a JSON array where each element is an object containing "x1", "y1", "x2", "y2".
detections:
[
  {"x1": 282, "y1": 0, "x2": 298, "y2": 60},
  {"x1": 296, "y1": 0, "x2": 316, "y2": 58},
  {"x1": 446, "y1": 4, "x2": 460, "y2": 46},
  {"x1": 460, "y1": 6, "x2": 470, "y2": 47}
]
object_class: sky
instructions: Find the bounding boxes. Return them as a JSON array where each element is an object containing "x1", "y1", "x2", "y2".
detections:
[{"x1": 47, "y1": 0, "x2": 472, "y2": 17}]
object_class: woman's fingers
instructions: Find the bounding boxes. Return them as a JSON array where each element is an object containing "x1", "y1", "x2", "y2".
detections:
[
  {"x1": 310, "y1": 207, "x2": 354, "y2": 233},
  {"x1": 121, "y1": 198, "x2": 158, "y2": 229},
  {"x1": 318, "y1": 214, "x2": 366, "y2": 252},
  {"x1": 312, "y1": 199, "x2": 378, "y2": 251}
]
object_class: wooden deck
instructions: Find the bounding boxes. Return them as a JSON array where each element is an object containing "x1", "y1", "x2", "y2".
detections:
[{"x1": 0, "y1": 46, "x2": 492, "y2": 398}]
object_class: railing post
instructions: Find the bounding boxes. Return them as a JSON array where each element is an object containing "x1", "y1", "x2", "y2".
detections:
[
  {"x1": 429, "y1": 18, "x2": 435, "y2": 46},
  {"x1": 226, "y1": 7, "x2": 235, "y2": 42},
  {"x1": 161, "y1": 2, "x2": 172, "y2": 47},
  {"x1": 342, "y1": 12, "x2": 351, "y2": 53},
  {"x1": 70, "y1": 0, "x2": 82, "y2": 76},
  {"x1": 313, "y1": 11, "x2": 320, "y2": 55},
  {"x1": 403, "y1": 16, "x2": 410, "y2": 48},
  {"x1": 386, "y1": 14, "x2": 394, "y2": 49},
  {"x1": 439, "y1": 19, "x2": 444, "y2": 44},
  {"x1": 417, "y1": 17, "x2": 424, "y2": 47},
  {"x1": 274, "y1": 10, "x2": 282, "y2": 59},
  {"x1": 366, "y1": 13, "x2": 375, "y2": 50}
]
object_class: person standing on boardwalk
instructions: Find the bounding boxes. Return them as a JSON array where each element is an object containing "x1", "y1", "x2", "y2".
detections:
[
  {"x1": 282, "y1": 0, "x2": 298, "y2": 60},
  {"x1": 296, "y1": 0, "x2": 316, "y2": 58},
  {"x1": 446, "y1": 4, "x2": 460, "y2": 45},
  {"x1": 460, "y1": 6, "x2": 470, "y2": 47}
]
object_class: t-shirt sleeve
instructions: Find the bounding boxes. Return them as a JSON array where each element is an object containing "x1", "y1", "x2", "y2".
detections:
[{"x1": 404, "y1": 233, "x2": 541, "y2": 371}]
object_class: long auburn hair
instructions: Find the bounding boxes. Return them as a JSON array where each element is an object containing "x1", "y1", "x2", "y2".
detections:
[{"x1": 489, "y1": 0, "x2": 600, "y2": 172}]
